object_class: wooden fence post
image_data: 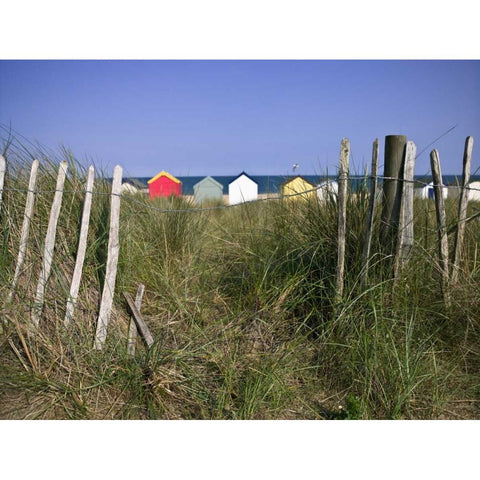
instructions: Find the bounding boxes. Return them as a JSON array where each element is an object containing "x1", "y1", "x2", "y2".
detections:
[
  {"x1": 394, "y1": 141, "x2": 416, "y2": 278},
  {"x1": 127, "y1": 284, "x2": 145, "y2": 356},
  {"x1": 430, "y1": 149, "x2": 450, "y2": 307},
  {"x1": 360, "y1": 139, "x2": 379, "y2": 286},
  {"x1": 124, "y1": 291, "x2": 154, "y2": 348},
  {"x1": 94, "y1": 165, "x2": 123, "y2": 350},
  {"x1": 31, "y1": 161, "x2": 68, "y2": 327},
  {"x1": 336, "y1": 138, "x2": 350, "y2": 302},
  {"x1": 64, "y1": 166, "x2": 95, "y2": 326},
  {"x1": 452, "y1": 136, "x2": 474, "y2": 283},
  {"x1": 6, "y1": 159, "x2": 39, "y2": 304},
  {"x1": 381, "y1": 135, "x2": 407, "y2": 250},
  {"x1": 0, "y1": 155, "x2": 5, "y2": 214}
]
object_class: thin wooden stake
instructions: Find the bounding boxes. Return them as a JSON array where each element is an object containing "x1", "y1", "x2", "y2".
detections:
[
  {"x1": 31, "y1": 161, "x2": 68, "y2": 327},
  {"x1": 394, "y1": 141, "x2": 416, "y2": 278},
  {"x1": 94, "y1": 165, "x2": 123, "y2": 350},
  {"x1": 127, "y1": 284, "x2": 145, "y2": 356},
  {"x1": 452, "y1": 136, "x2": 474, "y2": 283},
  {"x1": 124, "y1": 292, "x2": 154, "y2": 348},
  {"x1": 0, "y1": 155, "x2": 6, "y2": 213},
  {"x1": 430, "y1": 149, "x2": 450, "y2": 307},
  {"x1": 64, "y1": 166, "x2": 95, "y2": 326},
  {"x1": 336, "y1": 138, "x2": 350, "y2": 302},
  {"x1": 360, "y1": 139, "x2": 379, "y2": 286},
  {"x1": 6, "y1": 159, "x2": 39, "y2": 304}
]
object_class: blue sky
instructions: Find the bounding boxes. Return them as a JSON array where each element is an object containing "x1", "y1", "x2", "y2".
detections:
[{"x1": 0, "y1": 60, "x2": 479, "y2": 178}]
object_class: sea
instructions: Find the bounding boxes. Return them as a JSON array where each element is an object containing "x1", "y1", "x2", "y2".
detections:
[{"x1": 123, "y1": 175, "x2": 480, "y2": 195}]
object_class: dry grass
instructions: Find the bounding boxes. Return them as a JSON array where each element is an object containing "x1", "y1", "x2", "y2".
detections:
[{"x1": 1, "y1": 138, "x2": 479, "y2": 419}]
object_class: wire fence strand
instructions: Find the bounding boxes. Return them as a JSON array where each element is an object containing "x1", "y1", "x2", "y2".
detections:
[{"x1": 1, "y1": 172, "x2": 480, "y2": 217}]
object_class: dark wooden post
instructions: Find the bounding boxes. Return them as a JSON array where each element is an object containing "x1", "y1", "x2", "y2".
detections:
[{"x1": 381, "y1": 135, "x2": 407, "y2": 250}]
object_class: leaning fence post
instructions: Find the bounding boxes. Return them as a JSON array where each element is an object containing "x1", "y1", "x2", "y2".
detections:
[
  {"x1": 94, "y1": 165, "x2": 123, "y2": 350},
  {"x1": 452, "y1": 136, "x2": 474, "y2": 283},
  {"x1": 394, "y1": 141, "x2": 416, "y2": 278},
  {"x1": 430, "y1": 149, "x2": 450, "y2": 307},
  {"x1": 336, "y1": 138, "x2": 350, "y2": 302},
  {"x1": 6, "y1": 159, "x2": 39, "y2": 304},
  {"x1": 127, "y1": 284, "x2": 145, "y2": 356},
  {"x1": 124, "y1": 291, "x2": 154, "y2": 349},
  {"x1": 360, "y1": 139, "x2": 379, "y2": 286},
  {"x1": 31, "y1": 161, "x2": 68, "y2": 327},
  {"x1": 0, "y1": 155, "x2": 5, "y2": 214},
  {"x1": 64, "y1": 166, "x2": 95, "y2": 327}
]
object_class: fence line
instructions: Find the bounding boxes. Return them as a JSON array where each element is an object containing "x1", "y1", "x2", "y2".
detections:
[
  {"x1": 0, "y1": 135, "x2": 476, "y2": 350},
  {"x1": 3, "y1": 175, "x2": 480, "y2": 216}
]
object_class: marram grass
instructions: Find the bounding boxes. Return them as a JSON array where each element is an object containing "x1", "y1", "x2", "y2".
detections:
[{"x1": 0, "y1": 140, "x2": 479, "y2": 419}]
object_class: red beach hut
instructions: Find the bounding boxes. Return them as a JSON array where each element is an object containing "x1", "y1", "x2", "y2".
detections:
[{"x1": 147, "y1": 171, "x2": 182, "y2": 198}]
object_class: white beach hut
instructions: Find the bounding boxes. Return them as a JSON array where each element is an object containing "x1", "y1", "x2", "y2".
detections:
[
  {"x1": 228, "y1": 172, "x2": 258, "y2": 205},
  {"x1": 317, "y1": 180, "x2": 338, "y2": 202},
  {"x1": 120, "y1": 182, "x2": 138, "y2": 194},
  {"x1": 420, "y1": 181, "x2": 448, "y2": 200},
  {"x1": 467, "y1": 181, "x2": 480, "y2": 202}
]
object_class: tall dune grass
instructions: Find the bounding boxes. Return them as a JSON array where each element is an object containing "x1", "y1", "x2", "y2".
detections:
[{"x1": 0, "y1": 137, "x2": 479, "y2": 419}]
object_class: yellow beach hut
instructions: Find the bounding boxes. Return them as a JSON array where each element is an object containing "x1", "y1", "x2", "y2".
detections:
[{"x1": 280, "y1": 176, "x2": 316, "y2": 200}]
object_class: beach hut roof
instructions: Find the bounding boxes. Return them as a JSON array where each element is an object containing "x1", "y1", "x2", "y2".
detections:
[
  {"x1": 148, "y1": 170, "x2": 182, "y2": 185},
  {"x1": 194, "y1": 176, "x2": 223, "y2": 189},
  {"x1": 229, "y1": 171, "x2": 258, "y2": 185},
  {"x1": 280, "y1": 175, "x2": 315, "y2": 188}
]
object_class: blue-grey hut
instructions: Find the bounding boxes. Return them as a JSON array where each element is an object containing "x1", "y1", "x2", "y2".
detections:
[{"x1": 193, "y1": 176, "x2": 224, "y2": 205}]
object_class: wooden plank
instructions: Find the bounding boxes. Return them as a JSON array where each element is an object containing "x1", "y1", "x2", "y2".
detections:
[
  {"x1": 430, "y1": 149, "x2": 450, "y2": 306},
  {"x1": 31, "y1": 161, "x2": 68, "y2": 327},
  {"x1": 64, "y1": 166, "x2": 95, "y2": 326},
  {"x1": 394, "y1": 141, "x2": 416, "y2": 278},
  {"x1": 94, "y1": 165, "x2": 123, "y2": 349},
  {"x1": 127, "y1": 284, "x2": 145, "y2": 356},
  {"x1": 124, "y1": 291, "x2": 154, "y2": 348},
  {"x1": 0, "y1": 155, "x2": 5, "y2": 214},
  {"x1": 452, "y1": 136, "x2": 474, "y2": 283},
  {"x1": 335, "y1": 138, "x2": 350, "y2": 302},
  {"x1": 360, "y1": 139, "x2": 379, "y2": 286},
  {"x1": 6, "y1": 159, "x2": 39, "y2": 304}
]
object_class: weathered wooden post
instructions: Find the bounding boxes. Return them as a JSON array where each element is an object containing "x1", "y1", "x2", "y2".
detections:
[
  {"x1": 6, "y1": 159, "x2": 39, "y2": 304},
  {"x1": 127, "y1": 284, "x2": 146, "y2": 356},
  {"x1": 394, "y1": 141, "x2": 416, "y2": 278},
  {"x1": 430, "y1": 149, "x2": 450, "y2": 307},
  {"x1": 124, "y1": 290, "x2": 154, "y2": 349},
  {"x1": 381, "y1": 135, "x2": 407, "y2": 251},
  {"x1": 64, "y1": 165, "x2": 95, "y2": 326},
  {"x1": 31, "y1": 161, "x2": 68, "y2": 327},
  {"x1": 360, "y1": 139, "x2": 379, "y2": 286},
  {"x1": 94, "y1": 165, "x2": 123, "y2": 350},
  {"x1": 0, "y1": 155, "x2": 6, "y2": 214},
  {"x1": 335, "y1": 138, "x2": 350, "y2": 302},
  {"x1": 452, "y1": 136, "x2": 474, "y2": 283}
]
